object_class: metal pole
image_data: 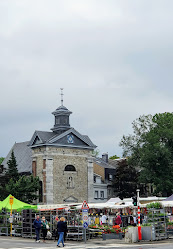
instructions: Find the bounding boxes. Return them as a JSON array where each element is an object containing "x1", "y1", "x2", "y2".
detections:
[
  {"x1": 10, "y1": 204, "x2": 12, "y2": 237},
  {"x1": 137, "y1": 189, "x2": 142, "y2": 240},
  {"x1": 85, "y1": 228, "x2": 86, "y2": 243}
]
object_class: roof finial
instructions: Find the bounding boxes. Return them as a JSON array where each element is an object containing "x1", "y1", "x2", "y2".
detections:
[{"x1": 60, "y1": 88, "x2": 64, "y2": 106}]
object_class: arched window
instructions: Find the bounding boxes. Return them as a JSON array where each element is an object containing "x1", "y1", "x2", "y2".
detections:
[{"x1": 64, "y1": 165, "x2": 76, "y2": 172}]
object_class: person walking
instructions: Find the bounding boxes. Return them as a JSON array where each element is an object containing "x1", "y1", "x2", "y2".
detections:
[
  {"x1": 41, "y1": 216, "x2": 48, "y2": 243},
  {"x1": 57, "y1": 217, "x2": 66, "y2": 247},
  {"x1": 33, "y1": 215, "x2": 42, "y2": 243}
]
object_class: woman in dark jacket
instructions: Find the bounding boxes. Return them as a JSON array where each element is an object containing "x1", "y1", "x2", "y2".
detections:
[{"x1": 57, "y1": 217, "x2": 66, "y2": 247}]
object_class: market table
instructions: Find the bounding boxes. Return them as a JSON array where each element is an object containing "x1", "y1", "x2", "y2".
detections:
[{"x1": 89, "y1": 228, "x2": 103, "y2": 238}]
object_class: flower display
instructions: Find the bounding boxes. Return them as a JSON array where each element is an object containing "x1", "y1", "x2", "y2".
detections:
[{"x1": 89, "y1": 224, "x2": 122, "y2": 234}]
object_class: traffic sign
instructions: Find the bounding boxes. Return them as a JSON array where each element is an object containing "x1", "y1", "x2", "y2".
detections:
[
  {"x1": 82, "y1": 210, "x2": 88, "y2": 222},
  {"x1": 82, "y1": 202, "x2": 89, "y2": 229},
  {"x1": 81, "y1": 200, "x2": 89, "y2": 209},
  {"x1": 9, "y1": 216, "x2": 13, "y2": 223},
  {"x1": 82, "y1": 209, "x2": 88, "y2": 212},
  {"x1": 83, "y1": 222, "x2": 88, "y2": 228},
  {"x1": 9, "y1": 196, "x2": 14, "y2": 205}
]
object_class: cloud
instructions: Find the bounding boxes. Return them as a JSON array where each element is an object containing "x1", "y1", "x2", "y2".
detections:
[{"x1": 0, "y1": 0, "x2": 173, "y2": 158}]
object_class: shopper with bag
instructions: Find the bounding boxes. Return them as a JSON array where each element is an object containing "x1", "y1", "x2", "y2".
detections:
[{"x1": 41, "y1": 216, "x2": 49, "y2": 243}]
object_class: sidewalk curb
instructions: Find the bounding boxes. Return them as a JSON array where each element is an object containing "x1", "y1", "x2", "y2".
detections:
[{"x1": 1, "y1": 236, "x2": 173, "y2": 245}]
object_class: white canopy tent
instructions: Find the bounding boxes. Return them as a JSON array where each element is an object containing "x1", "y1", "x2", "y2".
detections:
[{"x1": 160, "y1": 201, "x2": 173, "y2": 207}]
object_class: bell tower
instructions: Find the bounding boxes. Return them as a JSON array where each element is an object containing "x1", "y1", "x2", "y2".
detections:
[{"x1": 51, "y1": 88, "x2": 72, "y2": 134}]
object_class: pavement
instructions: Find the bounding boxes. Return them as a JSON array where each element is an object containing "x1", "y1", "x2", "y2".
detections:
[{"x1": 0, "y1": 236, "x2": 173, "y2": 249}]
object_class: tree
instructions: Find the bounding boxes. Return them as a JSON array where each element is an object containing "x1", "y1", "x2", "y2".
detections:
[
  {"x1": 120, "y1": 112, "x2": 173, "y2": 196},
  {"x1": 5, "y1": 150, "x2": 19, "y2": 181},
  {"x1": 0, "y1": 151, "x2": 40, "y2": 202},
  {"x1": 92, "y1": 149, "x2": 100, "y2": 157},
  {"x1": 0, "y1": 157, "x2": 4, "y2": 165},
  {"x1": 109, "y1": 154, "x2": 120, "y2": 159},
  {"x1": 112, "y1": 159, "x2": 139, "y2": 199},
  {"x1": 0, "y1": 151, "x2": 19, "y2": 200},
  {"x1": 5, "y1": 175, "x2": 40, "y2": 203}
]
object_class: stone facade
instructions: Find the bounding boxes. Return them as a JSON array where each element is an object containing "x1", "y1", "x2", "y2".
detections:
[{"x1": 32, "y1": 146, "x2": 93, "y2": 204}]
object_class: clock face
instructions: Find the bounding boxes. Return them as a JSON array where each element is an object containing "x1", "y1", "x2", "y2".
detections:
[{"x1": 67, "y1": 134, "x2": 74, "y2": 144}]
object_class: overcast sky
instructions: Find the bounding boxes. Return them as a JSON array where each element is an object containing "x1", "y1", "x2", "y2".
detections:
[{"x1": 1, "y1": 0, "x2": 173, "y2": 158}]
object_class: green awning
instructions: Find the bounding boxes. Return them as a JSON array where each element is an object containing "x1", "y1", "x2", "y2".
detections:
[{"x1": 0, "y1": 194, "x2": 37, "y2": 211}]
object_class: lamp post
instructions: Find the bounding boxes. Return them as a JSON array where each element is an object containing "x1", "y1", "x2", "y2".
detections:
[{"x1": 137, "y1": 189, "x2": 142, "y2": 240}]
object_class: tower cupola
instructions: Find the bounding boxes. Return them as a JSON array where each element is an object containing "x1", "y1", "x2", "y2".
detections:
[{"x1": 51, "y1": 89, "x2": 72, "y2": 134}]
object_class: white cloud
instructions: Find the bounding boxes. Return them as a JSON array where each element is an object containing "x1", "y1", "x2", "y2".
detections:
[{"x1": 0, "y1": 0, "x2": 173, "y2": 158}]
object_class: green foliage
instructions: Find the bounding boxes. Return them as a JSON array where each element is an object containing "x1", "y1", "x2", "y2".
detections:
[
  {"x1": 167, "y1": 222, "x2": 173, "y2": 225},
  {"x1": 5, "y1": 175, "x2": 40, "y2": 203},
  {"x1": 146, "y1": 202, "x2": 162, "y2": 209},
  {"x1": 92, "y1": 149, "x2": 100, "y2": 157},
  {"x1": 0, "y1": 151, "x2": 40, "y2": 203},
  {"x1": 5, "y1": 150, "x2": 19, "y2": 181},
  {"x1": 109, "y1": 155, "x2": 120, "y2": 159},
  {"x1": 112, "y1": 159, "x2": 139, "y2": 199},
  {"x1": 120, "y1": 112, "x2": 173, "y2": 196},
  {"x1": 0, "y1": 157, "x2": 4, "y2": 165},
  {"x1": 142, "y1": 223, "x2": 152, "y2": 227}
]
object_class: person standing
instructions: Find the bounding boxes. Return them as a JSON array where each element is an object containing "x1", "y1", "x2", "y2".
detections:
[
  {"x1": 57, "y1": 217, "x2": 66, "y2": 247},
  {"x1": 33, "y1": 215, "x2": 42, "y2": 243},
  {"x1": 53, "y1": 216, "x2": 59, "y2": 241},
  {"x1": 115, "y1": 212, "x2": 122, "y2": 226},
  {"x1": 41, "y1": 216, "x2": 48, "y2": 243},
  {"x1": 101, "y1": 213, "x2": 107, "y2": 225}
]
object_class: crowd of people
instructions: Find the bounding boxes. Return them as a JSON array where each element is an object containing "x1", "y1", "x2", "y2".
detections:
[
  {"x1": 32, "y1": 211, "x2": 143, "y2": 244},
  {"x1": 33, "y1": 215, "x2": 68, "y2": 246}
]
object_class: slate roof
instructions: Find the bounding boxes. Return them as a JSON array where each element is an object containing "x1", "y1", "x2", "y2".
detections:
[
  {"x1": 93, "y1": 157, "x2": 116, "y2": 169},
  {"x1": 52, "y1": 105, "x2": 72, "y2": 114},
  {"x1": 108, "y1": 159, "x2": 119, "y2": 168},
  {"x1": 29, "y1": 128, "x2": 96, "y2": 149},
  {"x1": 35, "y1": 131, "x2": 55, "y2": 143},
  {"x1": 1, "y1": 141, "x2": 32, "y2": 174}
]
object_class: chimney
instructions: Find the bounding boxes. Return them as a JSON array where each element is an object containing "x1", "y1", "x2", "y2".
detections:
[{"x1": 102, "y1": 153, "x2": 108, "y2": 163}]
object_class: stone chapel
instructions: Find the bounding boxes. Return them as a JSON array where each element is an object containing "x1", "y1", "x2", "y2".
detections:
[
  {"x1": 1, "y1": 94, "x2": 119, "y2": 205},
  {"x1": 28, "y1": 95, "x2": 97, "y2": 204}
]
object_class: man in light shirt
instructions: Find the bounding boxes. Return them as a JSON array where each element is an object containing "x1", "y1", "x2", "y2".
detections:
[{"x1": 101, "y1": 213, "x2": 107, "y2": 225}]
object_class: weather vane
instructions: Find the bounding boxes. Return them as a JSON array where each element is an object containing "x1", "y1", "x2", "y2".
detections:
[{"x1": 60, "y1": 88, "x2": 64, "y2": 106}]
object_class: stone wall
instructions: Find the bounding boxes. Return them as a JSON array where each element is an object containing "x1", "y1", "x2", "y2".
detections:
[{"x1": 32, "y1": 146, "x2": 93, "y2": 204}]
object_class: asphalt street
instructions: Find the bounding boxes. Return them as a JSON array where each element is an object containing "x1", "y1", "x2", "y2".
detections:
[{"x1": 0, "y1": 237, "x2": 173, "y2": 249}]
